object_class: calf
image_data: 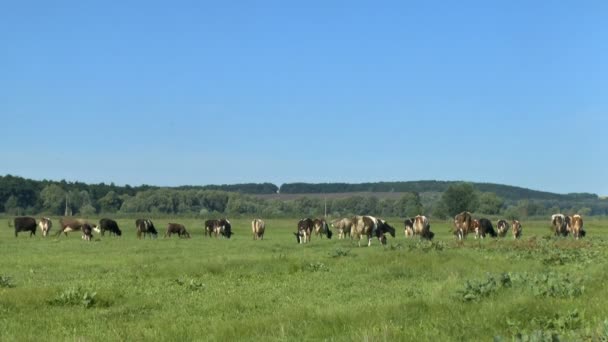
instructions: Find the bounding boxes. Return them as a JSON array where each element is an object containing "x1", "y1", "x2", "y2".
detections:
[
  {"x1": 375, "y1": 219, "x2": 396, "y2": 245},
  {"x1": 404, "y1": 218, "x2": 415, "y2": 238},
  {"x1": 38, "y1": 217, "x2": 53, "y2": 237},
  {"x1": 96, "y1": 218, "x2": 122, "y2": 237},
  {"x1": 313, "y1": 218, "x2": 333, "y2": 239},
  {"x1": 331, "y1": 218, "x2": 353, "y2": 239},
  {"x1": 81, "y1": 223, "x2": 93, "y2": 241},
  {"x1": 512, "y1": 220, "x2": 522, "y2": 239},
  {"x1": 11, "y1": 216, "x2": 37, "y2": 237},
  {"x1": 496, "y1": 219, "x2": 509, "y2": 237},
  {"x1": 165, "y1": 223, "x2": 190, "y2": 238},
  {"x1": 136, "y1": 218, "x2": 158, "y2": 239},
  {"x1": 251, "y1": 218, "x2": 266, "y2": 240}
]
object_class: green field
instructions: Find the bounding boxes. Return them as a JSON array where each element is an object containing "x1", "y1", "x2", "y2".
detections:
[{"x1": 0, "y1": 217, "x2": 607, "y2": 341}]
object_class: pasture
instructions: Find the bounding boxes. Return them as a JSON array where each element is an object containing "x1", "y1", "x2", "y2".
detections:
[{"x1": 1, "y1": 217, "x2": 607, "y2": 341}]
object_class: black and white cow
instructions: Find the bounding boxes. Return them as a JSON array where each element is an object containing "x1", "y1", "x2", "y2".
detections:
[
  {"x1": 135, "y1": 218, "x2": 158, "y2": 239},
  {"x1": 38, "y1": 217, "x2": 52, "y2": 237}
]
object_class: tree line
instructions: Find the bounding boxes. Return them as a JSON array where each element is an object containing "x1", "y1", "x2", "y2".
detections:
[{"x1": 1, "y1": 175, "x2": 606, "y2": 218}]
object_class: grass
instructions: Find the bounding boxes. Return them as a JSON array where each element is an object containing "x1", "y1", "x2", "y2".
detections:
[{"x1": 0, "y1": 216, "x2": 607, "y2": 341}]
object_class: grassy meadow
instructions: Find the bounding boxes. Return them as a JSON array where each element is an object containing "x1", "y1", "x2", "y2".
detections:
[{"x1": 0, "y1": 216, "x2": 607, "y2": 341}]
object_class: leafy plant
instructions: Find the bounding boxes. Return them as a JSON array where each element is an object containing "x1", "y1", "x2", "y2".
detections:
[
  {"x1": 0, "y1": 275, "x2": 15, "y2": 288},
  {"x1": 48, "y1": 287, "x2": 98, "y2": 308}
]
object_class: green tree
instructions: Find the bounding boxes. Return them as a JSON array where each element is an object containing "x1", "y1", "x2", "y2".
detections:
[
  {"x1": 40, "y1": 184, "x2": 67, "y2": 215},
  {"x1": 3, "y1": 195, "x2": 20, "y2": 215},
  {"x1": 98, "y1": 191, "x2": 123, "y2": 213},
  {"x1": 440, "y1": 183, "x2": 479, "y2": 217},
  {"x1": 478, "y1": 192, "x2": 504, "y2": 215}
]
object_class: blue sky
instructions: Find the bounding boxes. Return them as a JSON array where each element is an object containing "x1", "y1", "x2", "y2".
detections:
[{"x1": 1, "y1": 1, "x2": 606, "y2": 194}]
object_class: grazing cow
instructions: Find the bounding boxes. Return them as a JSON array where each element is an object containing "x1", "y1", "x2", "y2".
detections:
[
  {"x1": 205, "y1": 219, "x2": 233, "y2": 238},
  {"x1": 135, "y1": 219, "x2": 158, "y2": 239},
  {"x1": 331, "y1": 218, "x2": 354, "y2": 239},
  {"x1": 295, "y1": 218, "x2": 314, "y2": 244},
  {"x1": 251, "y1": 218, "x2": 266, "y2": 240},
  {"x1": 403, "y1": 218, "x2": 415, "y2": 237},
  {"x1": 81, "y1": 223, "x2": 93, "y2": 241},
  {"x1": 351, "y1": 215, "x2": 389, "y2": 247},
  {"x1": 375, "y1": 219, "x2": 396, "y2": 245},
  {"x1": 57, "y1": 218, "x2": 93, "y2": 237},
  {"x1": 496, "y1": 219, "x2": 510, "y2": 237},
  {"x1": 551, "y1": 214, "x2": 569, "y2": 237},
  {"x1": 11, "y1": 216, "x2": 37, "y2": 237},
  {"x1": 512, "y1": 220, "x2": 522, "y2": 239},
  {"x1": 570, "y1": 214, "x2": 584, "y2": 239},
  {"x1": 95, "y1": 218, "x2": 122, "y2": 237},
  {"x1": 313, "y1": 218, "x2": 333, "y2": 239},
  {"x1": 475, "y1": 218, "x2": 497, "y2": 239},
  {"x1": 165, "y1": 223, "x2": 191, "y2": 238},
  {"x1": 453, "y1": 211, "x2": 473, "y2": 240},
  {"x1": 38, "y1": 217, "x2": 52, "y2": 237},
  {"x1": 412, "y1": 215, "x2": 434, "y2": 240}
]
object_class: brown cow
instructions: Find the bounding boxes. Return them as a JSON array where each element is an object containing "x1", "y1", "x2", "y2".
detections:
[
  {"x1": 251, "y1": 218, "x2": 266, "y2": 240},
  {"x1": 351, "y1": 215, "x2": 392, "y2": 247},
  {"x1": 412, "y1": 215, "x2": 434, "y2": 240},
  {"x1": 453, "y1": 211, "x2": 473, "y2": 240},
  {"x1": 512, "y1": 220, "x2": 522, "y2": 239},
  {"x1": 165, "y1": 223, "x2": 190, "y2": 238},
  {"x1": 57, "y1": 218, "x2": 94, "y2": 237},
  {"x1": 570, "y1": 215, "x2": 584, "y2": 239}
]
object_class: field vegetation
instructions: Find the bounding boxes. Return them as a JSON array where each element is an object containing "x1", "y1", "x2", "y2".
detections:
[{"x1": 1, "y1": 216, "x2": 607, "y2": 341}]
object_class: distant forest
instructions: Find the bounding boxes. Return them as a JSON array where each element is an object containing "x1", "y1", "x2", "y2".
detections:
[{"x1": 0, "y1": 174, "x2": 606, "y2": 218}]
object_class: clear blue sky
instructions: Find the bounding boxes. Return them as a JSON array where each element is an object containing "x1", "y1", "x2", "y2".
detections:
[{"x1": 1, "y1": 1, "x2": 606, "y2": 194}]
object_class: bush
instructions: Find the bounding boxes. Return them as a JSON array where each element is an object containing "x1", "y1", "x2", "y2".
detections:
[{"x1": 48, "y1": 287, "x2": 99, "y2": 308}]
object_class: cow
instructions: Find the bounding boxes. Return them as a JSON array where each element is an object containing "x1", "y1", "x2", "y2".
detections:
[
  {"x1": 217, "y1": 218, "x2": 233, "y2": 238},
  {"x1": 295, "y1": 218, "x2": 314, "y2": 244},
  {"x1": 403, "y1": 218, "x2": 415, "y2": 237},
  {"x1": 95, "y1": 218, "x2": 122, "y2": 237},
  {"x1": 496, "y1": 219, "x2": 510, "y2": 238},
  {"x1": 81, "y1": 223, "x2": 93, "y2": 241},
  {"x1": 165, "y1": 223, "x2": 191, "y2": 238},
  {"x1": 512, "y1": 220, "x2": 522, "y2": 239},
  {"x1": 570, "y1": 214, "x2": 584, "y2": 239},
  {"x1": 37, "y1": 217, "x2": 52, "y2": 237},
  {"x1": 475, "y1": 218, "x2": 497, "y2": 239},
  {"x1": 375, "y1": 219, "x2": 396, "y2": 245},
  {"x1": 551, "y1": 214, "x2": 569, "y2": 237},
  {"x1": 251, "y1": 218, "x2": 265, "y2": 240},
  {"x1": 135, "y1": 218, "x2": 158, "y2": 239},
  {"x1": 205, "y1": 219, "x2": 233, "y2": 238},
  {"x1": 453, "y1": 211, "x2": 473, "y2": 240},
  {"x1": 351, "y1": 215, "x2": 391, "y2": 247},
  {"x1": 412, "y1": 215, "x2": 434, "y2": 240},
  {"x1": 331, "y1": 218, "x2": 354, "y2": 239},
  {"x1": 10, "y1": 216, "x2": 37, "y2": 237},
  {"x1": 57, "y1": 218, "x2": 93, "y2": 237},
  {"x1": 313, "y1": 218, "x2": 333, "y2": 239},
  {"x1": 204, "y1": 220, "x2": 216, "y2": 237}
]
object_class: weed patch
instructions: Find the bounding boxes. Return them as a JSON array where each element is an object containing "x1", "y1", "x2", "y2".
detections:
[
  {"x1": 48, "y1": 287, "x2": 104, "y2": 308},
  {"x1": 0, "y1": 275, "x2": 15, "y2": 288}
]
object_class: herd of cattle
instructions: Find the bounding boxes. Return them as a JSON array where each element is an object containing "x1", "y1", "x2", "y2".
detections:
[{"x1": 8, "y1": 212, "x2": 586, "y2": 244}]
